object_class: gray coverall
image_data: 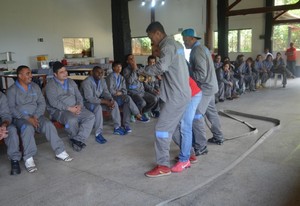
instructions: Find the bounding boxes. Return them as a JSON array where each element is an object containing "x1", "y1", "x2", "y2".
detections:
[
  {"x1": 80, "y1": 76, "x2": 121, "y2": 135},
  {"x1": 123, "y1": 65, "x2": 157, "y2": 113},
  {"x1": 0, "y1": 92, "x2": 20, "y2": 161},
  {"x1": 106, "y1": 72, "x2": 140, "y2": 127},
  {"x1": 189, "y1": 41, "x2": 224, "y2": 151},
  {"x1": 140, "y1": 37, "x2": 191, "y2": 167},
  {"x1": 6, "y1": 82, "x2": 66, "y2": 161},
  {"x1": 45, "y1": 78, "x2": 95, "y2": 143}
]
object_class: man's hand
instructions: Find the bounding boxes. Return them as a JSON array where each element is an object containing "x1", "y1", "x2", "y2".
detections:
[
  {"x1": 68, "y1": 105, "x2": 81, "y2": 115},
  {"x1": 101, "y1": 99, "x2": 115, "y2": 110},
  {"x1": 28, "y1": 116, "x2": 39, "y2": 129},
  {"x1": 0, "y1": 126, "x2": 8, "y2": 140},
  {"x1": 115, "y1": 91, "x2": 123, "y2": 96}
]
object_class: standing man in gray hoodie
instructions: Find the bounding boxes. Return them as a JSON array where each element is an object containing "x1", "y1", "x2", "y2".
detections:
[
  {"x1": 141, "y1": 22, "x2": 191, "y2": 178},
  {"x1": 181, "y1": 29, "x2": 224, "y2": 156}
]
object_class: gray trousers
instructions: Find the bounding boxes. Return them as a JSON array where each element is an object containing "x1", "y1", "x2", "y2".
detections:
[
  {"x1": 130, "y1": 92, "x2": 158, "y2": 113},
  {"x1": 13, "y1": 116, "x2": 65, "y2": 161},
  {"x1": 155, "y1": 98, "x2": 189, "y2": 167},
  {"x1": 4, "y1": 124, "x2": 21, "y2": 161},
  {"x1": 52, "y1": 108, "x2": 95, "y2": 142},
  {"x1": 85, "y1": 101, "x2": 121, "y2": 135},
  {"x1": 114, "y1": 95, "x2": 140, "y2": 127},
  {"x1": 193, "y1": 94, "x2": 223, "y2": 151}
]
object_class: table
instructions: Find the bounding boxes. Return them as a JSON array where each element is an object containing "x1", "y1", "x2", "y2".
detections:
[
  {"x1": 66, "y1": 68, "x2": 92, "y2": 75},
  {"x1": 0, "y1": 73, "x2": 47, "y2": 91},
  {"x1": 68, "y1": 75, "x2": 89, "y2": 81}
]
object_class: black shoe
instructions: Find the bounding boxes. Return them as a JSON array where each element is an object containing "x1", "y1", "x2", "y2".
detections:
[
  {"x1": 70, "y1": 139, "x2": 84, "y2": 152},
  {"x1": 208, "y1": 137, "x2": 224, "y2": 145},
  {"x1": 195, "y1": 146, "x2": 208, "y2": 156},
  {"x1": 10, "y1": 160, "x2": 21, "y2": 175},
  {"x1": 219, "y1": 99, "x2": 224, "y2": 102}
]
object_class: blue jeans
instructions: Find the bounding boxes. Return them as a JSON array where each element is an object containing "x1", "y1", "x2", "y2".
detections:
[{"x1": 173, "y1": 91, "x2": 202, "y2": 162}]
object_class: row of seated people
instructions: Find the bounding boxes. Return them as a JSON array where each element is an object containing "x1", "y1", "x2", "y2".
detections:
[
  {"x1": 0, "y1": 58, "x2": 161, "y2": 176},
  {"x1": 213, "y1": 52, "x2": 295, "y2": 102}
]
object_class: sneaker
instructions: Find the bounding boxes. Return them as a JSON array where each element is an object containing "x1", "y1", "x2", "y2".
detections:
[
  {"x1": 70, "y1": 139, "x2": 84, "y2": 152},
  {"x1": 25, "y1": 157, "x2": 37, "y2": 173},
  {"x1": 195, "y1": 146, "x2": 208, "y2": 156},
  {"x1": 143, "y1": 112, "x2": 150, "y2": 119},
  {"x1": 10, "y1": 160, "x2": 21, "y2": 175},
  {"x1": 130, "y1": 115, "x2": 136, "y2": 122},
  {"x1": 175, "y1": 155, "x2": 197, "y2": 164},
  {"x1": 56, "y1": 151, "x2": 73, "y2": 162},
  {"x1": 152, "y1": 111, "x2": 160, "y2": 118},
  {"x1": 171, "y1": 160, "x2": 191, "y2": 173},
  {"x1": 124, "y1": 126, "x2": 132, "y2": 133},
  {"x1": 137, "y1": 115, "x2": 150, "y2": 123},
  {"x1": 207, "y1": 137, "x2": 224, "y2": 145},
  {"x1": 96, "y1": 134, "x2": 107, "y2": 144},
  {"x1": 113, "y1": 127, "x2": 126, "y2": 135},
  {"x1": 189, "y1": 154, "x2": 198, "y2": 164},
  {"x1": 145, "y1": 165, "x2": 171, "y2": 178}
]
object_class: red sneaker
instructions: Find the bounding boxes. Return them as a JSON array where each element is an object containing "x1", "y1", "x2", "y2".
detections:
[
  {"x1": 175, "y1": 155, "x2": 198, "y2": 164},
  {"x1": 189, "y1": 154, "x2": 198, "y2": 164},
  {"x1": 145, "y1": 165, "x2": 171, "y2": 178},
  {"x1": 171, "y1": 160, "x2": 191, "y2": 173}
]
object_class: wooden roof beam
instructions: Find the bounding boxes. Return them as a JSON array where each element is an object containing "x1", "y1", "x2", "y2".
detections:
[
  {"x1": 228, "y1": 0, "x2": 242, "y2": 11},
  {"x1": 274, "y1": 18, "x2": 300, "y2": 24},
  {"x1": 273, "y1": 10, "x2": 288, "y2": 20},
  {"x1": 227, "y1": 0, "x2": 300, "y2": 16}
]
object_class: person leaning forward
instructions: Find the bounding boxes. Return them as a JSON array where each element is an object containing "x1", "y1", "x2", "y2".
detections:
[
  {"x1": 45, "y1": 61, "x2": 95, "y2": 152},
  {"x1": 140, "y1": 21, "x2": 191, "y2": 178},
  {"x1": 6, "y1": 65, "x2": 73, "y2": 173}
]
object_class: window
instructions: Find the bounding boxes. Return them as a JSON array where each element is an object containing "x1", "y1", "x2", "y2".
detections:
[
  {"x1": 132, "y1": 37, "x2": 152, "y2": 56},
  {"x1": 63, "y1": 37, "x2": 94, "y2": 58},
  {"x1": 214, "y1": 29, "x2": 252, "y2": 53}
]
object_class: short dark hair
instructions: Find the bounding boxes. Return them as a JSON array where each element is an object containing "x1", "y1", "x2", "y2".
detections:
[
  {"x1": 112, "y1": 60, "x2": 122, "y2": 68},
  {"x1": 52, "y1": 61, "x2": 64, "y2": 73},
  {"x1": 147, "y1": 55, "x2": 156, "y2": 62},
  {"x1": 93, "y1": 66, "x2": 103, "y2": 72},
  {"x1": 17, "y1": 65, "x2": 29, "y2": 75},
  {"x1": 146, "y1": 21, "x2": 166, "y2": 34}
]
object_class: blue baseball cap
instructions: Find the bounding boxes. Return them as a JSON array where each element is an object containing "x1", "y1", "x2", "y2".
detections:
[{"x1": 181, "y1": 28, "x2": 201, "y2": 40}]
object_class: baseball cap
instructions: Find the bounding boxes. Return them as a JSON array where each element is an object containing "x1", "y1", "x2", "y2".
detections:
[{"x1": 181, "y1": 28, "x2": 201, "y2": 40}]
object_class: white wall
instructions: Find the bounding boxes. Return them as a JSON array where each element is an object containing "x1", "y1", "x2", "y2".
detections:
[{"x1": 0, "y1": 0, "x2": 113, "y2": 69}]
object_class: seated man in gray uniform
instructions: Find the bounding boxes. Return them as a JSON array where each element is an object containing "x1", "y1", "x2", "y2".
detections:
[
  {"x1": 106, "y1": 61, "x2": 149, "y2": 133},
  {"x1": 7, "y1": 65, "x2": 73, "y2": 173},
  {"x1": 80, "y1": 66, "x2": 127, "y2": 144},
  {"x1": 45, "y1": 62, "x2": 95, "y2": 151},
  {"x1": 0, "y1": 92, "x2": 21, "y2": 175},
  {"x1": 123, "y1": 54, "x2": 157, "y2": 119}
]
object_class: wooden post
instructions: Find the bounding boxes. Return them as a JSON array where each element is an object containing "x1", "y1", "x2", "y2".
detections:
[{"x1": 217, "y1": 0, "x2": 229, "y2": 58}]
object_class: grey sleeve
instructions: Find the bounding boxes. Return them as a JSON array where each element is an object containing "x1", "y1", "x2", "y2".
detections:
[
  {"x1": 70, "y1": 79, "x2": 83, "y2": 106},
  {"x1": 0, "y1": 93, "x2": 12, "y2": 123},
  {"x1": 106, "y1": 75, "x2": 117, "y2": 96},
  {"x1": 123, "y1": 67, "x2": 137, "y2": 85},
  {"x1": 7, "y1": 87, "x2": 30, "y2": 119},
  {"x1": 141, "y1": 44, "x2": 174, "y2": 76},
  {"x1": 33, "y1": 84, "x2": 46, "y2": 118},
  {"x1": 101, "y1": 80, "x2": 113, "y2": 99},
  {"x1": 81, "y1": 80, "x2": 100, "y2": 104},
  {"x1": 45, "y1": 80, "x2": 68, "y2": 111},
  {"x1": 191, "y1": 47, "x2": 208, "y2": 84}
]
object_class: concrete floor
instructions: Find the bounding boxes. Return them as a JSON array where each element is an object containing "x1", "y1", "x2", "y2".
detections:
[{"x1": 0, "y1": 78, "x2": 300, "y2": 206}]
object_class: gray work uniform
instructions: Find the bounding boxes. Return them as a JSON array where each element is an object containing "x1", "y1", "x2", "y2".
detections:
[
  {"x1": 80, "y1": 76, "x2": 121, "y2": 135},
  {"x1": 189, "y1": 41, "x2": 224, "y2": 151},
  {"x1": 106, "y1": 72, "x2": 140, "y2": 127},
  {"x1": 0, "y1": 92, "x2": 20, "y2": 161},
  {"x1": 123, "y1": 65, "x2": 157, "y2": 113},
  {"x1": 45, "y1": 78, "x2": 95, "y2": 142},
  {"x1": 6, "y1": 81, "x2": 66, "y2": 161},
  {"x1": 140, "y1": 37, "x2": 191, "y2": 167}
]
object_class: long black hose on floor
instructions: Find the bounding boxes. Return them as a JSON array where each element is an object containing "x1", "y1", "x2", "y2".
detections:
[{"x1": 156, "y1": 110, "x2": 280, "y2": 206}]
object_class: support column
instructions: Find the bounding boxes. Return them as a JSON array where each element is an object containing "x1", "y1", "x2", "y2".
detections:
[
  {"x1": 264, "y1": 0, "x2": 274, "y2": 52},
  {"x1": 111, "y1": 0, "x2": 132, "y2": 62},
  {"x1": 217, "y1": 0, "x2": 229, "y2": 58},
  {"x1": 205, "y1": 0, "x2": 212, "y2": 50}
]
